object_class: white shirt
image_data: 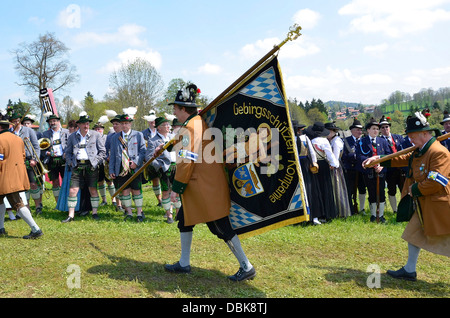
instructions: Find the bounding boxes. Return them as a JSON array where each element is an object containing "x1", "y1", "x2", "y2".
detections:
[
  {"x1": 52, "y1": 129, "x2": 64, "y2": 157},
  {"x1": 158, "y1": 132, "x2": 176, "y2": 162},
  {"x1": 298, "y1": 135, "x2": 317, "y2": 163},
  {"x1": 330, "y1": 136, "x2": 344, "y2": 161},
  {"x1": 75, "y1": 131, "x2": 89, "y2": 160},
  {"x1": 311, "y1": 137, "x2": 339, "y2": 168}
]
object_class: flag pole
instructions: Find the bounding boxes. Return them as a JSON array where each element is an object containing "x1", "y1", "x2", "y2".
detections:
[
  {"x1": 111, "y1": 24, "x2": 302, "y2": 199},
  {"x1": 200, "y1": 24, "x2": 302, "y2": 115}
]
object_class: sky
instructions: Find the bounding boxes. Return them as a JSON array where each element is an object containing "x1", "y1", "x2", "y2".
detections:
[{"x1": 1, "y1": 0, "x2": 450, "y2": 109}]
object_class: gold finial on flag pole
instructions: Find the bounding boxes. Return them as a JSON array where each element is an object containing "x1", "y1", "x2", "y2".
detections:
[
  {"x1": 279, "y1": 24, "x2": 302, "y2": 47},
  {"x1": 203, "y1": 24, "x2": 303, "y2": 114}
]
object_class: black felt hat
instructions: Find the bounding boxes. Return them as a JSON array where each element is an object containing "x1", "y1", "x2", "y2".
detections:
[
  {"x1": 405, "y1": 111, "x2": 440, "y2": 135},
  {"x1": 379, "y1": 115, "x2": 391, "y2": 126},
  {"x1": 305, "y1": 122, "x2": 330, "y2": 139},
  {"x1": 325, "y1": 121, "x2": 340, "y2": 131},
  {"x1": 0, "y1": 112, "x2": 10, "y2": 126},
  {"x1": 365, "y1": 117, "x2": 380, "y2": 130},
  {"x1": 349, "y1": 117, "x2": 363, "y2": 130},
  {"x1": 292, "y1": 120, "x2": 306, "y2": 130},
  {"x1": 440, "y1": 111, "x2": 450, "y2": 125},
  {"x1": 168, "y1": 84, "x2": 201, "y2": 108}
]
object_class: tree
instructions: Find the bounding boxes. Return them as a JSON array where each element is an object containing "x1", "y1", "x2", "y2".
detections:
[
  {"x1": 306, "y1": 108, "x2": 327, "y2": 123},
  {"x1": 12, "y1": 32, "x2": 79, "y2": 110},
  {"x1": 58, "y1": 95, "x2": 80, "y2": 124},
  {"x1": 109, "y1": 57, "x2": 164, "y2": 130}
]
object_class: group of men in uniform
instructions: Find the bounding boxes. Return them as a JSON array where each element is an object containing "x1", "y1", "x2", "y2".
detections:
[
  {"x1": 295, "y1": 111, "x2": 450, "y2": 224},
  {"x1": 0, "y1": 105, "x2": 182, "y2": 226}
]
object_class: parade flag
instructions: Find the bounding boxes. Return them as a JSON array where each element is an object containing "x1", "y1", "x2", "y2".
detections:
[
  {"x1": 38, "y1": 87, "x2": 58, "y2": 133},
  {"x1": 201, "y1": 55, "x2": 309, "y2": 238}
]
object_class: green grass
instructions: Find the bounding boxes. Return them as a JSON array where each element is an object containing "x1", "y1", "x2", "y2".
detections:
[{"x1": 0, "y1": 183, "x2": 448, "y2": 298}]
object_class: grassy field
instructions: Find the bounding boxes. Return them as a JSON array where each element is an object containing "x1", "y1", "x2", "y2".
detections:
[{"x1": 0, "y1": 183, "x2": 448, "y2": 299}]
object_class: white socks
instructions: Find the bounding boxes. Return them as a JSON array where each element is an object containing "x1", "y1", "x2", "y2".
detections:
[
  {"x1": 370, "y1": 202, "x2": 385, "y2": 217},
  {"x1": 17, "y1": 206, "x2": 40, "y2": 233},
  {"x1": 0, "y1": 204, "x2": 5, "y2": 229},
  {"x1": 179, "y1": 232, "x2": 193, "y2": 267},
  {"x1": 358, "y1": 193, "x2": 366, "y2": 212},
  {"x1": 389, "y1": 195, "x2": 397, "y2": 212},
  {"x1": 404, "y1": 243, "x2": 420, "y2": 273},
  {"x1": 178, "y1": 233, "x2": 252, "y2": 273},
  {"x1": 227, "y1": 235, "x2": 253, "y2": 272}
]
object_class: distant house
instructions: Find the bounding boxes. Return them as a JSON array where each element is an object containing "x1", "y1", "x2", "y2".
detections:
[{"x1": 365, "y1": 106, "x2": 376, "y2": 113}]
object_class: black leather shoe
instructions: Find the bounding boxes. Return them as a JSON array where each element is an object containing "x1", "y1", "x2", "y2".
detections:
[
  {"x1": 228, "y1": 266, "x2": 256, "y2": 282},
  {"x1": 62, "y1": 216, "x2": 74, "y2": 223},
  {"x1": 164, "y1": 261, "x2": 191, "y2": 274},
  {"x1": 387, "y1": 267, "x2": 417, "y2": 281},
  {"x1": 0, "y1": 228, "x2": 7, "y2": 236},
  {"x1": 23, "y1": 229, "x2": 43, "y2": 239},
  {"x1": 92, "y1": 213, "x2": 99, "y2": 220}
]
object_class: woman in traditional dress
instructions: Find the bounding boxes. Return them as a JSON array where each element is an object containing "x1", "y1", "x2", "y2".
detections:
[
  {"x1": 305, "y1": 122, "x2": 339, "y2": 222},
  {"x1": 326, "y1": 122, "x2": 351, "y2": 218}
]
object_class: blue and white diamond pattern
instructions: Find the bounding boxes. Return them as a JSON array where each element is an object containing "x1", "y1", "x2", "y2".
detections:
[
  {"x1": 202, "y1": 107, "x2": 216, "y2": 127},
  {"x1": 240, "y1": 67, "x2": 284, "y2": 106},
  {"x1": 229, "y1": 203, "x2": 263, "y2": 229},
  {"x1": 288, "y1": 183, "x2": 303, "y2": 210}
]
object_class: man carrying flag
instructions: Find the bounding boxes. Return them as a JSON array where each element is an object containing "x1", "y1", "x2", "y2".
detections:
[{"x1": 160, "y1": 84, "x2": 256, "y2": 282}]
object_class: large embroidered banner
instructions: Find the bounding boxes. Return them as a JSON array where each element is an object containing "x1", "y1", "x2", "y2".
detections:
[{"x1": 202, "y1": 56, "x2": 309, "y2": 238}]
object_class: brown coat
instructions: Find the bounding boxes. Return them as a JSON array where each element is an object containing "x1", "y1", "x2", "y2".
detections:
[
  {"x1": 390, "y1": 138, "x2": 450, "y2": 236},
  {"x1": 0, "y1": 130, "x2": 30, "y2": 195},
  {"x1": 172, "y1": 115, "x2": 230, "y2": 226}
]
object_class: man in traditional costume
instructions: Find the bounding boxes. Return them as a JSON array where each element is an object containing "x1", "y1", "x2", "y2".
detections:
[
  {"x1": 161, "y1": 84, "x2": 256, "y2": 282},
  {"x1": 0, "y1": 113, "x2": 43, "y2": 239},
  {"x1": 378, "y1": 115, "x2": 406, "y2": 214},
  {"x1": 145, "y1": 117, "x2": 179, "y2": 223},
  {"x1": 364, "y1": 112, "x2": 450, "y2": 280},
  {"x1": 9, "y1": 111, "x2": 42, "y2": 214},
  {"x1": 341, "y1": 118, "x2": 367, "y2": 214},
  {"x1": 109, "y1": 110, "x2": 147, "y2": 222},
  {"x1": 63, "y1": 112, "x2": 106, "y2": 222},
  {"x1": 42, "y1": 113, "x2": 70, "y2": 204},
  {"x1": 356, "y1": 118, "x2": 391, "y2": 223}
]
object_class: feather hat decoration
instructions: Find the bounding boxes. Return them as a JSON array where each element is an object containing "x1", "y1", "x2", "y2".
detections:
[
  {"x1": 97, "y1": 115, "x2": 109, "y2": 124},
  {"x1": 164, "y1": 113, "x2": 176, "y2": 122},
  {"x1": 123, "y1": 107, "x2": 138, "y2": 119},
  {"x1": 105, "y1": 110, "x2": 118, "y2": 119}
]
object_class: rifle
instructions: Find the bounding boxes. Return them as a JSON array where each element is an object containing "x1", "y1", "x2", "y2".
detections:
[{"x1": 376, "y1": 171, "x2": 380, "y2": 223}]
